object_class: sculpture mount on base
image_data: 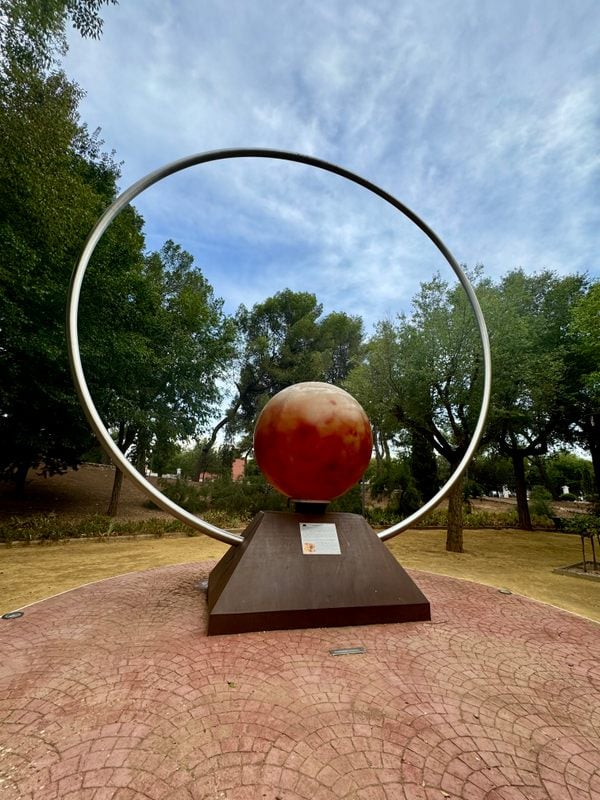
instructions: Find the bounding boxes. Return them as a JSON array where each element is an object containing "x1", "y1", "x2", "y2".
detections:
[{"x1": 207, "y1": 510, "x2": 430, "y2": 636}]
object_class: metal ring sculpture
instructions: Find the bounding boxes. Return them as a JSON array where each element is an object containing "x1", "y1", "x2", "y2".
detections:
[{"x1": 67, "y1": 148, "x2": 492, "y2": 546}]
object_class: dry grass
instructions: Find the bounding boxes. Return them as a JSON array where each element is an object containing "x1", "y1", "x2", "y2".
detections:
[
  {"x1": 0, "y1": 535, "x2": 228, "y2": 614},
  {"x1": 1, "y1": 526, "x2": 599, "y2": 623},
  {"x1": 388, "y1": 527, "x2": 600, "y2": 622}
]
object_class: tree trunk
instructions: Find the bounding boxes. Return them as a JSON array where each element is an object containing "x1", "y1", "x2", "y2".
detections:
[
  {"x1": 584, "y1": 412, "x2": 600, "y2": 501},
  {"x1": 446, "y1": 472, "x2": 464, "y2": 552},
  {"x1": 372, "y1": 425, "x2": 382, "y2": 465},
  {"x1": 382, "y1": 435, "x2": 391, "y2": 462},
  {"x1": 107, "y1": 466, "x2": 124, "y2": 517},
  {"x1": 512, "y1": 452, "x2": 532, "y2": 530},
  {"x1": 411, "y1": 431, "x2": 438, "y2": 502}
]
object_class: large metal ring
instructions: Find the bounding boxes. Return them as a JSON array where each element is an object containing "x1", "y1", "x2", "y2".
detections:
[{"x1": 67, "y1": 148, "x2": 491, "y2": 545}]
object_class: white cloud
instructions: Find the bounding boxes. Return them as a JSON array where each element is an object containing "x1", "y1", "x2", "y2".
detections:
[{"x1": 64, "y1": 0, "x2": 600, "y2": 327}]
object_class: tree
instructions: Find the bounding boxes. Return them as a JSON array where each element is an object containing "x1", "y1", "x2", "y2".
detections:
[
  {"x1": 366, "y1": 456, "x2": 422, "y2": 518},
  {"x1": 568, "y1": 281, "x2": 600, "y2": 500},
  {"x1": 0, "y1": 60, "x2": 127, "y2": 491},
  {"x1": 484, "y1": 270, "x2": 587, "y2": 528},
  {"x1": 410, "y1": 431, "x2": 439, "y2": 503},
  {"x1": 234, "y1": 289, "x2": 324, "y2": 431},
  {"x1": 167, "y1": 440, "x2": 226, "y2": 481},
  {"x1": 0, "y1": 58, "x2": 234, "y2": 505},
  {"x1": 347, "y1": 273, "x2": 487, "y2": 552},
  {"x1": 0, "y1": 0, "x2": 122, "y2": 492},
  {"x1": 0, "y1": 0, "x2": 240, "y2": 512},
  {"x1": 469, "y1": 452, "x2": 514, "y2": 496},
  {"x1": 210, "y1": 290, "x2": 365, "y2": 448},
  {"x1": 83, "y1": 240, "x2": 236, "y2": 514},
  {"x1": 528, "y1": 451, "x2": 595, "y2": 499},
  {"x1": 319, "y1": 311, "x2": 364, "y2": 385},
  {"x1": 343, "y1": 336, "x2": 399, "y2": 468}
]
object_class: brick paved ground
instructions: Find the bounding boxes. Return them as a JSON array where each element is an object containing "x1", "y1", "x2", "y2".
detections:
[{"x1": 1, "y1": 563, "x2": 599, "y2": 800}]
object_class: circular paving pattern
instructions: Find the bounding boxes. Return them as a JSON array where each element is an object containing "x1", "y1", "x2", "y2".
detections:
[{"x1": 1, "y1": 563, "x2": 599, "y2": 799}]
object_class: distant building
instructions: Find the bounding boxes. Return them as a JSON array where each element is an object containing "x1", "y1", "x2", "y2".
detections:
[
  {"x1": 232, "y1": 458, "x2": 245, "y2": 481},
  {"x1": 196, "y1": 458, "x2": 246, "y2": 483}
]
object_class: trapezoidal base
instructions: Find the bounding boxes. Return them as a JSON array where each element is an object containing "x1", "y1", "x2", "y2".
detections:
[{"x1": 207, "y1": 510, "x2": 430, "y2": 636}]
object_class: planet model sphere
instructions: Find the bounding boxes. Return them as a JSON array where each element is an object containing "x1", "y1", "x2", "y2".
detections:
[{"x1": 253, "y1": 382, "x2": 373, "y2": 501}]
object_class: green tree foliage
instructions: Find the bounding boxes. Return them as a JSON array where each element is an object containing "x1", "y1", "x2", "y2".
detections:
[
  {"x1": 528, "y1": 485, "x2": 554, "y2": 519},
  {"x1": 0, "y1": 0, "x2": 117, "y2": 73},
  {"x1": 319, "y1": 310, "x2": 364, "y2": 384},
  {"x1": 0, "y1": 0, "x2": 122, "y2": 493},
  {"x1": 484, "y1": 269, "x2": 587, "y2": 528},
  {"x1": 528, "y1": 451, "x2": 595, "y2": 500},
  {"x1": 0, "y1": 60, "x2": 125, "y2": 490},
  {"x1": 366, "y1": 457, "x2": 422, "y2": 519},
  {"x1": 348, "y1": 267, "x2": 594, "y2": 539},
  {"x1": 342, "y1": 335, "x2": 399, "y2": 466},
  {"x1": 0, "y1": 4, "x2": 236, "y2": 507},
  {"x1": 570, "y1": 282, "x2": 600, "y2": 381},
  {"x1": 568, "y1": 281, "x2": 600, "y2": 500},
  {"x1": 469, "y1": 453, "x2": 514, "y2": 496},
  {"x1": 213, "y1": 290, "x2": 364, "y2": 445},
  {"x1": 347, "y1": 273, "x2": 486, "y2": 552},
  {"x1": 82, "y1": 240, "x2": 236, "y2": 514},
  {"x1": 235, "y1": 289, "x2": 324, "y2": 428},
  {"x1": 165, "y1": 440, "x2": 226, "y2": 481}
]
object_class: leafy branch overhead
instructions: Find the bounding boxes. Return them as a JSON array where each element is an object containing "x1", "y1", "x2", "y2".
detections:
[{"x1": 0, "y1": 0, "x2": 118, "y2": 73}]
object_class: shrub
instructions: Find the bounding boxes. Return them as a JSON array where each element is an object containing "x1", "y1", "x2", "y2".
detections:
[
  {"x1": 202, "y1": 509, "x2": 248, "y2": 529},
  {"x1": 159, "y1": 478, "x2": 209, "y2": 514},
  {"x1": 464, "y1": 510, "x2": 520, "y2": 528},
  {"x1": 414, "y1": 508, "x2": 522, "y2": 529},
  {"x1": 562, "y1": 514, "x2": 600, "y2": 536},
  {"x1": 365, "y1": 505, "x2": 403, "y2": 528},
  {"x1": 208, "y1": 475, "x2": 288, "y2": 517},
  {"x1": 329, "y1": 485, "x2": 364, "y2": 514},
  {"x1": 463, "y1": 479, "x2": 484, "y2": 499},
  {"x1": 529, "y1": 485, "x2": 554, "y2": 518},
  {"x1": 418, "y1": 508, "x2": 447, "y2": 527},
  {"x1": 0, "y1": 514, "x2": 188, "y2": 543}
]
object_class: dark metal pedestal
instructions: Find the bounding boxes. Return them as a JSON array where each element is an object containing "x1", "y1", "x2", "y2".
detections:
[{"x1": 207, "y1": 510, "x2": 430, "y2": 636}]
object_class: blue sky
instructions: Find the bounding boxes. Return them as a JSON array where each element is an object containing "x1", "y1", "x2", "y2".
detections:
[{"x1": 64, "y1": 0, "x2": 599, "y2": 331}]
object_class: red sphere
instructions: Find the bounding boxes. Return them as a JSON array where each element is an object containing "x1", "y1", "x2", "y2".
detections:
[{"x1": 253, "y1": 382, "x2": 373, "y2": 501}]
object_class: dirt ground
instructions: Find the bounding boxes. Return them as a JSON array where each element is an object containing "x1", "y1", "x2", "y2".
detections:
[{"x1": 0, "y1": 463, "x2": 170, "y2": 520}]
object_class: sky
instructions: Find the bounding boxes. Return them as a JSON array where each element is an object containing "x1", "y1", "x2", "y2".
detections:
[{"x1": 64, "y1": 0, "x2": 600, "y2": 332}]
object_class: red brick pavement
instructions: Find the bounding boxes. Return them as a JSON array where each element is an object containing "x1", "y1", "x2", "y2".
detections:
[{"x1": 1, "y1": 563, "x2": 599, "y2": 799}]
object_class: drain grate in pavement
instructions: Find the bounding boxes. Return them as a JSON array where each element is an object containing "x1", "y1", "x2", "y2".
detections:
[{"x1": 329, "y1": 646, "x2": 366, "y2": 656}]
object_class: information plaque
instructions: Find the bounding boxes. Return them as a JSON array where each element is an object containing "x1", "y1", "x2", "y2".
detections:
[{"x1": 300, "y1": 522, "x2": 341, "y2": 555}]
